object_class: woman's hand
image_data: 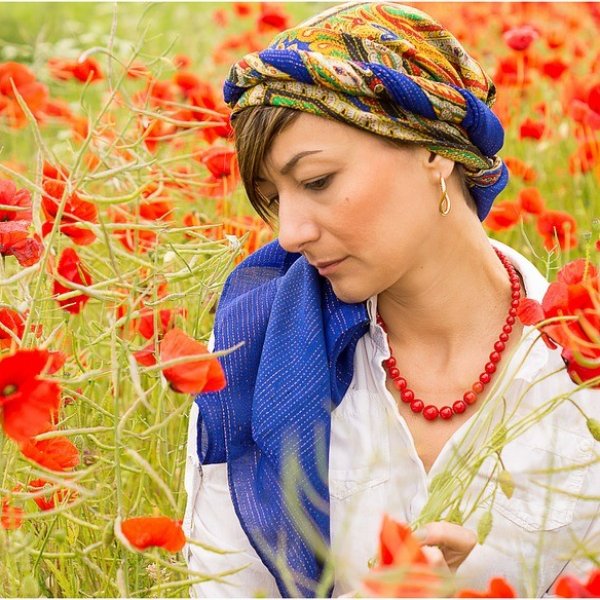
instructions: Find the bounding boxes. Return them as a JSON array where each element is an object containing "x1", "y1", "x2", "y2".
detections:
[{"x1": 414, "y1": 521, "x2": 478, "y2": 572}]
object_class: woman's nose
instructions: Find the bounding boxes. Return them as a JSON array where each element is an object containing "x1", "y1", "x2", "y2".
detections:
[{"x1": 276, "y1": 196, "x2": 320, "y2": 254}]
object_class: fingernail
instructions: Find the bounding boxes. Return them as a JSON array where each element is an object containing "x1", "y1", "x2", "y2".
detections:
[{"x1": 412, "y1": 526, "x2": 428, "y2": 541}]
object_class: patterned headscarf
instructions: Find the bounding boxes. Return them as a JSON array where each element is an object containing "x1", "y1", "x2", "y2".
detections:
[{"x1": 223, "y1": 1, "x2": 508, "y2": 221}]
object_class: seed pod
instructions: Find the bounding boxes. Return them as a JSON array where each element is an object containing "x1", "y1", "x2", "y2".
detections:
[
  {"x1": 447, "y1": 506, "x2": 463, "y2": 525},
  {"x1": 477, "y1": 511, "x2": 493, "y2": 545},
  {"x1": 19, "y1": 574, "x2": 39, "y2": 598},
  {"x1": 102, "y1": 520, "x2": 115, "y2": 547},
  {"x1": 587, "y1": 418, "x2": 600, "y2": 442},
  {"x1": 490, "y1": 424, "x2": 507, "y2": 451},
  {"x1": 53, "y1": 528, "x2": 67, "y2": 543},
  {"x1": 498, "y1": 469, "x2": 515, "y2": 499}
]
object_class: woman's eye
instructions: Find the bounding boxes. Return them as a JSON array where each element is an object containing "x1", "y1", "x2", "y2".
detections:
[{"x1": 304, "y1": 175, "x2": 332, "y2": 191}]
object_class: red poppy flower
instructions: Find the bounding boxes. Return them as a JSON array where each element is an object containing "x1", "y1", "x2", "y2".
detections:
[
  {"x1": 257, "y1": 4, "x2": 290, "y2": 33},
  {"x1": 503, "y1": 25, "x2": 539, "y2": 51},
  {"x1": 545, "y1": 29, "x2": 565, "y2": 49},
  {"x1": 133, "y1": 342, "x2": 157, "y2": 367},
  {"x1": 1, "y1": 487, "x2": 23, "y2": 530},
  {"x1": 0, "y1": 179, "x2": 32, "y2": 222},
  {"x1": 139, "y1": 198, "x2": 175, "y2": 222},
  {"x1": 0, "y1": 349, "x2": 62, "y2": 442},
  {"x1": 197, "y1": 147, "x2": 240, "y2": 198},
  {"x1": 0, "y1": 307, "x2": 25, "y2": 348},
  {"x1": 183, "y1": 82, "x2": 232, "y2": 141},
  {"x1": 127, "y1": 61, "x2": 150, "y2": 79},
  {"x1": 484, "y1": 201, "x2": 521, "y2": 232},
  {"x1": 455, "y1": 576, "x2": 517, "y2": 598},
  {"x1": 504, "y1": 157, "x2": 537, "y2": 183},
  {"x1": 28, "y1": 478, "x2": 78, "y2": 511},
  {"x1": 71, "y1": 57, "x2": 103, "y2": 83},
  {"x1": 41, "y1": 179, "x2": 98, "y2": 246},
  {"x1": 0, "y1": 62, "x2": 49, "y2": 128},
  {"x1": 159, "y1": 328, "x2": 226, "y2": 394},
  {"x1": 536, "y1": 210, "x2": 577, "y2": 251},
  {"x1": 554, "y1": 569, "x2": 600, "y2": 597},
  {"x1": 561, "y1": 348, "x2": 600, "y2": 389},
  {"x1": 120, "y1": 516, "x2": 186, "y2": 552},
  {"x1": 172, "y1": 54, "x2": 191, "y2": 70},
  {"x1": 20, "y1": 436, "x2": 79, "y2": 472},
  {"x1": 519, "y1": 117, "x2": 545, "y2": 140},
  {"x1": 0, "y1": 220, "x2": 44, "y2": 267},
  {"x1": 233, "y1": 2, "x2": 252, "y2": 17},
  {"x1": 362, "y1": 515, "x2": 444, "y2": 597},
  {"x1": 569, "y1": 141, "x2": 600, "y2": 174},
  {"x1": 136, "y1": 307, "x2": 185, "y2": 340},
  {"x1": 107, "y1": 205, "x2": 158, "y2": 254},
  {"x1": 518, "y1": 259, "x2": 600, "y2": 386},
  {"x1": 213, "y1": 9, "x2": 229, "y2": 27},
  {"x1": 53, "y1": 247, "x2": 93, "y2": 314},
  {"x1": 518, "y1": 187, "x2": 545, "y2": 215},
  {"x1": 542, "y1": 58, "x2": 568, "y2": 80},
  {"x1": 138, "y1": 115, "x2": 176, "y2": 153}
]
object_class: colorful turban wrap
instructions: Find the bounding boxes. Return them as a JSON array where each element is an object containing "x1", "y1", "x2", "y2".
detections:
[{"x1": 223, "y1": 1, "x2": 509, "y2": 221}]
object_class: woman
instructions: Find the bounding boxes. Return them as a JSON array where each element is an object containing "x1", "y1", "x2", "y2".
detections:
[{"x1": 183, "y1": 2, "x2": 599, "y2": 597}]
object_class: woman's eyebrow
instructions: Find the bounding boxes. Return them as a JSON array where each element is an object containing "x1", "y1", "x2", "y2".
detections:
[
  {"x1": 280, "y1": 150, "x2": 322, "y2": 175},
  {"x1": 257, "y1": 150, "x2": 323, "y2": 182}
]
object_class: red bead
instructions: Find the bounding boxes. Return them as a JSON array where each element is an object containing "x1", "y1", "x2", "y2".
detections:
[
  {"x1": 472, "y1": 381, "x2": 484, "y2": 394},
  {"x1": 509, "y1": 307, "x2": 517, "y2": 317},
  {"x1": 410, "y1": 399, "x2": 424, "y2": 413},
  {"x1": 453, "y1": 400, "x2": 467, "y2": 414},
  {"x1": 423, "y1": 405, "x2": 439, "y2": 420},
  {"x1": 511, "y1": 282, "x2": 520, "y2": 291},
  {"x1": 389, "y1": 367, "x2": 400, "y2": 378},
  {"x1": 479, "y1": 372, "x2": 491, "y2": 384},
  {"x1": 485, "y1": 362, "x2": 496, "y2": 374},
  {"x1": 489, "y1": 351, "x2": 501, "y2": 363},
  {"x1": 384, "y1": 357, "x2": 396, "y2": 368},
  {"x1": 393, "y1": 377, "x2": 407, "y2": 391},
  {"x1": 502, "y1": 324, "x2": 513, "y2": 334},
  {"x1": 512, "y1": 291, "x2": 520, "y2": 299},
  {"x1": 499, "y1": 332, "x2": 509, "y2": 342},
  {"x1": 440, "y1": 406, "x2": 453, "y2": 419},
  {"x1": 463, "y1": 391, "x2": 477, "y2": 405},
  {"x1": 506, "y1": 315, "x2": 515, "y2": 325},
  {"x1": 511, "y1": 299, "x2": 520, "y2": 308},
  {"x1": 401, "y1": 389, "x2": 415, "y2": 403},
  {"x1": 494, "y1": 341, "x2": 505, "y2": 352}
]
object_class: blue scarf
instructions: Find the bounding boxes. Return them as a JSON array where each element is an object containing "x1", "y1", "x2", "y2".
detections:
[{"x1": 194, "y1": 239, "x2": 370, "y2": 597}]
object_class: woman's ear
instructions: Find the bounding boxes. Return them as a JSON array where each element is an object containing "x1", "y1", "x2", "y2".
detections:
[{"x1": 424, "y1": 151, "x2": 455, "y2": 180}]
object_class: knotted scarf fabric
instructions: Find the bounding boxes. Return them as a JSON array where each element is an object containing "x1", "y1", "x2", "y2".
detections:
[{"x1": 223, "y1": 1, "x2": 509, "y2": 220}]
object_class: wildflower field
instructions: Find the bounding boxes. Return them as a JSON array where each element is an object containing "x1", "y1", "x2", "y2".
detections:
[{"x1": 0, "y1": 2, "x2": 599, "y2": 598}]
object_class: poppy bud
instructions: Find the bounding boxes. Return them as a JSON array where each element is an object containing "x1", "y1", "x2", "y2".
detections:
[
  {"x1": 587, "y1": 418, "x2": 600, "y2": 442},
  {"x1": 498, "y1": 470, "x2": 515, "y2": 499},
  {"x1": 477, "y1": 511, "x2": 493, "y2": 544}
]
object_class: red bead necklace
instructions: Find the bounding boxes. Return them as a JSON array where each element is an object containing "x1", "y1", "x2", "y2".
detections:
[{"x1": 376, "y1": 248, "x2": 521, "y2": 422}]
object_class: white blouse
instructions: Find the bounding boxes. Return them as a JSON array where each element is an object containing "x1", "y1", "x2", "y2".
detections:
[{"x1": 182, "y1": 239, "x2": 599, "y2": 598}]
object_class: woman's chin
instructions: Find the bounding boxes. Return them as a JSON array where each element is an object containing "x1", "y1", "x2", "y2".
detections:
[{"x1": 329, "y1": 282, "x2": 372, "y2": 305}]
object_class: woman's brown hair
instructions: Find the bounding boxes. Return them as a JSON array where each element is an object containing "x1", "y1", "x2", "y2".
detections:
[{"x1": 230, "y1": 106, "x2": 477, "y2": 226}]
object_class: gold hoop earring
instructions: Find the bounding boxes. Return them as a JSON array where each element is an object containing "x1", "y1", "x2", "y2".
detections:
[{"x1": 439, "y1": 174, "x2": 451, "y2": 216}]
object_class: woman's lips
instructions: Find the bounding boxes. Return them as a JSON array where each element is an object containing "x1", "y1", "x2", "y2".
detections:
[{"x1": 316, "y1": 257, "x2": 346, "y2": 276}]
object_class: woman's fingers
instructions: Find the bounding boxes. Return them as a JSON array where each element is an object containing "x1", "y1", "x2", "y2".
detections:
[
  {"x1": 414, "y1": 521, "x2": 478, "y2": 571},
  {"x1": 420, "y1": 545, "x2": 450, "y2": 572}
]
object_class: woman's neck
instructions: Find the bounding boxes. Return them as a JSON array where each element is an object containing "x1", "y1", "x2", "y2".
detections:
[{"x1": 376, "y1": 229, "x2": 520, "y2": 372}]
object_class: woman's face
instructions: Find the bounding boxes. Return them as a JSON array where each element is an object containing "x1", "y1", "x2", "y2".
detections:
[{"x1": 257, "y1": 113, "x2": 445, "y2": 304}]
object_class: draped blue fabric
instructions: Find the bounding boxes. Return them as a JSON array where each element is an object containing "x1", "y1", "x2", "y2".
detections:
[{"x1": 194, "y1": 239, "x2": 370, "y2": 597}]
